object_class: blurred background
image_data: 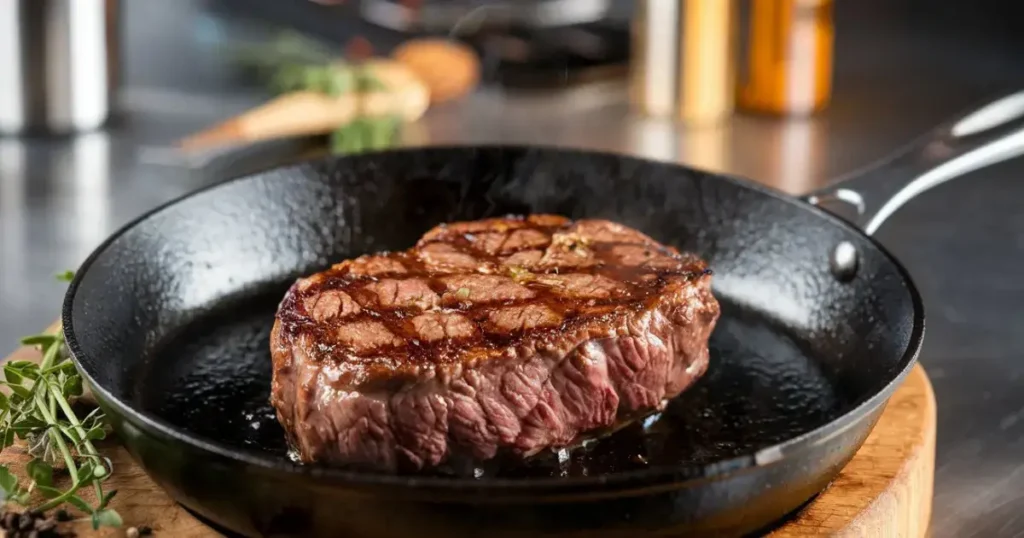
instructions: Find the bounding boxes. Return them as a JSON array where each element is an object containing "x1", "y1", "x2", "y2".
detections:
[{"x1": 2, "y1": 0, "x2": 1024, "y2": 536}]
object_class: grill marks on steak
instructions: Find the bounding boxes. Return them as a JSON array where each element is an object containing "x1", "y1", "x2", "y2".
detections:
[
  {"x1": 271, "y1": 214, "x2": 720, "y2": 471},
  {"x1": 485, "y1": 303, "x2": 563, "y2": 334},
  {"x1": 360, "y1": 278, "x2": 440, "y2": 310},
  {"x1": 411, "y1": 313, "x2": 478, "y2": 342},
  {"x1": 439, "y1": 274, "x2": 535, "y2": 305}
]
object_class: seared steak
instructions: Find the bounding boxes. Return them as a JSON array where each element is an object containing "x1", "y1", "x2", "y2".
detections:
[{"x1": 270, "y1": 215, "x2": 720, "y2": 472}]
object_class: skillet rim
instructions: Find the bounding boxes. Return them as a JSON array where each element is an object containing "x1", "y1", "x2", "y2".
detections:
[{"x1": 61, "y1": 144, "x2": 925, "y2": 492}]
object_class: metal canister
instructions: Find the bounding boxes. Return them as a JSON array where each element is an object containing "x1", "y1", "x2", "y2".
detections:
[
  {"x1": 0, "y1": 0, "x2": 120, "y2": 135},
  {"x1": 629, "y1": 0, "x2": 737, "y2": 125}
]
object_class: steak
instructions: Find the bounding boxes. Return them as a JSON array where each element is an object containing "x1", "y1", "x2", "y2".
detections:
[{"x1": 270, "y1": 214, "x2": 720, "y2": 472}]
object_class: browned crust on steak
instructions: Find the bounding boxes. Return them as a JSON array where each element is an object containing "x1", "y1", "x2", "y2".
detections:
[
  {"x1": 274, "y1": 215, "x2": 710, "y2": 386},
  {"x1": 271, "y1": 215, "x2": 720, "y2": 470}
]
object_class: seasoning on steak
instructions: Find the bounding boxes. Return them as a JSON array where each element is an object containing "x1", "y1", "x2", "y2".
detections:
[{"x1": 270, "y1": 214, "x2": 720, "y2": 472}]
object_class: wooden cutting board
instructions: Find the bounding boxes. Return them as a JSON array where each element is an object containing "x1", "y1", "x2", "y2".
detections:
[{"x1": 1, "y1": 336, "x2": 935, "y2": 537}]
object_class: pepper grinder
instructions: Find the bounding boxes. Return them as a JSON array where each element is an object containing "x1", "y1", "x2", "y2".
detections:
[{"x1": 0, "y1": 0, "x2": 121, "y2": 135}]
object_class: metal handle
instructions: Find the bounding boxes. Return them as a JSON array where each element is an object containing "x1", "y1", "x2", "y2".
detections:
[{"x1": 806, "y1": 89, "x2": 1024, "y2": 236}]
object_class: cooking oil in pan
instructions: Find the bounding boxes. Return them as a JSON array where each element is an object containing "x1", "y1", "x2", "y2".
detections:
[{"x1": 137, "y1": 289, "x2": 847, "y2": 479}]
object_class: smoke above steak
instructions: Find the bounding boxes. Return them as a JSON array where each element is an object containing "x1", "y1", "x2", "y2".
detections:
[{"x1": 270, "y1": 214, "x2": 720, "y2": 472}]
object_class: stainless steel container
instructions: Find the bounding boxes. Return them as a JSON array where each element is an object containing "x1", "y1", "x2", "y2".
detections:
[
  {"x1": 629, "y1": 0, "x2": 737, "y2": 125},
  {"x1": 0, "y1": 0, "x2": 120, "y2": 135}
]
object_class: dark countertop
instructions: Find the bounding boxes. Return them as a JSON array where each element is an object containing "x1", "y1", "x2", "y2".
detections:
[{"x1": 2, "y1": 1, "x2": 1024, "y2": 535}]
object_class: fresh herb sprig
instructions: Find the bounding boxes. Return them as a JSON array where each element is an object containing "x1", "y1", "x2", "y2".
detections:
[
  {"x1": 268, "y1": 61, "x2": 387, "y2": 98},
  {"x1": 267, "y1": 59, "x2": 400, "y2": 155},
  {"x1": 234, "y1": 31, "x2": 403, "y2": 155},
  {"x1": 233, "y1": 31, "x2": 336, "y2": 78},
  {"x1": 0, "y1": 271, "x2": 121, "y2": 531},
  {"x1": 330, "y1": 115, "x2": 403, "y2": 155}
]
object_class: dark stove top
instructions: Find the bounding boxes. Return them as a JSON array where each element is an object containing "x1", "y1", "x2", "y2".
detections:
[
  {"x1": 210, "y1": 0, "x2": 629, "y2": 89},
  {"x1": 464, "y1": 22, "x2": 629, "y2": 89},
  {"x1": 358, "y1": 0, "x2": 612, "y2": 32}
]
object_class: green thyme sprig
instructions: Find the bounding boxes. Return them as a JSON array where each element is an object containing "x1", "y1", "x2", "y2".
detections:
[
  {"x1": 233, "y1": 31, "x2": 403, "y2": 156},
  {"x1": 0, "y1": 271, "x2": 121, "y2": 530},
  {"x1": 268, "y1": 61, "x2": 388, "y2": 97},
  {"x1": 270, "y1": 61, "x2": 400, "y2": 155},
  {"x1": 233, "y1": 31, "x2": 336, "y2": 82},
  {"x1": 269, "y1": 62, "x2": 355, "y2": 96},
  {"x1": 330, "y1": 115, "x2": 403, "y2": 155}
]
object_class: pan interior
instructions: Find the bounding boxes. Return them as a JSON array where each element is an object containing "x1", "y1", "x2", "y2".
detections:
[
  {"x1": 67, "y1": 146, "x2": 917, "y2": 481},
  {"x1": 134, "y1": 287, "x2": 843, "y2": 478}
]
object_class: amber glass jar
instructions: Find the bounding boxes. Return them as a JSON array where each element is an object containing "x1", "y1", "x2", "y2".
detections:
[{"x1": 737, "y1": 0, "x2": 834, "y2": 116}]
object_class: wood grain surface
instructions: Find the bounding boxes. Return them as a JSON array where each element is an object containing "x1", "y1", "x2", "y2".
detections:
[
  {"x1": 0, "y1": 338, "x2": 934, "y2": 537},
  {"x1": 769, "y1": 364, "x2": 935, "y2": 538}
]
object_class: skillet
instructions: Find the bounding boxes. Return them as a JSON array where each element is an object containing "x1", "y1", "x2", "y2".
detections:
[{"x1": 62, "y1": 90, "x2": 1024, "y2": 537}]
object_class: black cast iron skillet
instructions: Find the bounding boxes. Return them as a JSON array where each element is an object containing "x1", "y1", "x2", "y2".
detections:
[{"x1": 62, "y1": 91, "x2": 1024, "y2": 537}]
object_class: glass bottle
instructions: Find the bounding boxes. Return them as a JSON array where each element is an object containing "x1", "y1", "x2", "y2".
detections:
[{"x1": 737, "y1": 0, "x2": 834, "y2": 116}]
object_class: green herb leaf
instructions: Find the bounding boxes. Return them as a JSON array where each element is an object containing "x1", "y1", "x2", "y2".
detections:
[
  {"x1": 41, "y1": 361, "x2": 76, "y2": 376},
  {"x1": 362, "y1": 116, "x2": 400, "y2": 151},
  {"x1": 62, "y1": 372, "x2": 83, "y2": 398},
  {"x1": 269, "y1": 63, "x2": 306, "y2": 94},
  {"x1": 1, "y1": 429, "x2": 14, "y2": 449},
  {"x1": 324, "y1": 66, "x2": 355, "y2": 96},
  {"x1": 55, "y1": 270, "x2": 75, "y2": 282},
  {"x1": 36, "y1": 485, "x2": 63, "y2": 500},
  {"x1": 4, "y1": 273, "x2": 117, "y2": 519},
  {"x1": 355, "y1": 68, "x2": 387, "y2": 93},
  {"x1": 0, "y1": 466, "x2": 19, "y2": 494},
  {"x1": 27, "y1": 458, "x2": 53, "y2": 488},
  {"x1": 93, "y1": 508, "x2": 122, "y2": 529},
  {"x1": 6, "y1": 384, "x2": 30, "y2": 400},
  {"x1": 85, "y1": 426, "x2": 106, "y2": 442},
  {"x1": 80, "y1": 407, "x2": 103, "y2": 425},
  {"x1": 20, "y1": 334, "x2": 58, "y2": 348},
  {"x1": 99, "y1": 489, "x2": 117, "y2": 509},
  {"x1": 56, "y1": 425, "x2": 80, "y2": 449},
  {"x1": 76, "y1": 460, "x2": 97, "y2": 485},
  {"x1": 12, "y1": 416, "x2": 46, "y2": 434},
  {"x1": 0, "y1": 466, "x2": 23, "y2": 506},
  {"x1": 6, "y1": 361, "x2": 40, "y2": 381},
  {"x1": 331, "y1": 121, "x2": 364, "y2": 153},
  {"x1": 67, "y1": 494, "x2": 93, "y2": 513},
  {"x1": 302, "y1": 66, "x2": 328, "y2": 94},
  {"x1": 3, "y1": 364, "x2": 23, "y2": 385}
]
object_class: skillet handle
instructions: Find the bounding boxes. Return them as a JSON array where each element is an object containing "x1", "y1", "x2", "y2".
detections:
[{"x1": 805, "y1": 89, "x2": 1024, "y2": 236}]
